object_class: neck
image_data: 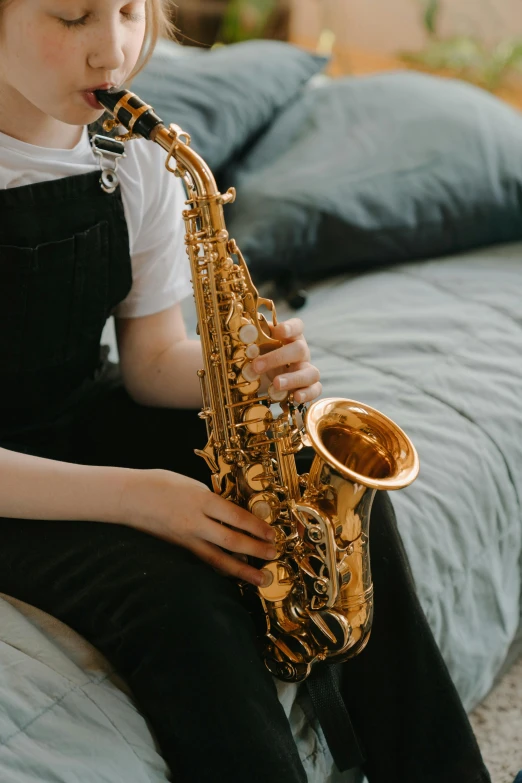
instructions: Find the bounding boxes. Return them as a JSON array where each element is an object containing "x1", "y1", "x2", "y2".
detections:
[{"x1": 0, "y1": 85, "x2": 83, "y2": 149}]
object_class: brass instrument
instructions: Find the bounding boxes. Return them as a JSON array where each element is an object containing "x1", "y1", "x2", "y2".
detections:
[{"x1": 96, "y1": 88, "x2": 420, "y2": 682}]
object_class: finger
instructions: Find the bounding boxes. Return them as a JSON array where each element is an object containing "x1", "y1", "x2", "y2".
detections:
[
  {"x1": 190, "y1": 540, "x2": 273, "y2": 587},
  {"x1": 291, "y1": 381, "x2": 323, "y2": 404},
  {"x1": 270, "y1": 318, "x2": 305, "y2": 342},
  {"x1": 253, "y1": 338, "x2": 310, "y2": 375},
  {"x1": 203, "y1": 494, "x2": 276, "y2": 542},
  {"x1": 230, "y1": 552, "x2": 248, "y2": 563},
  {"x1": 212, "y1": 551, "x2": 247, "y2": 579},
  {"x1": 203, "y1": 517, "x2": 278, "y2": 561},
  {"x1": 272, "y1": 363, "x2": 321, "y2": 393},
  {"x1": 266, "y1": 360, "x2": 308, "y2": 380}
]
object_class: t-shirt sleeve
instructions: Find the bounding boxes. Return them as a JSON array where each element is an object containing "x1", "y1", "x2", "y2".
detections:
[{"x1": 114, "y1": 141, "x2": 193, "y2": 318}]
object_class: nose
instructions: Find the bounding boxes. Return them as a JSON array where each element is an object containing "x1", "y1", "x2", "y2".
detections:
[{"x1": 87, "y1": 18, "x2": 126, "y2": 73}]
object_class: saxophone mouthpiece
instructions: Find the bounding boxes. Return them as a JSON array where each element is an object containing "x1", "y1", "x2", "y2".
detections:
[
  {"x1": 94, "y1": 88, "x2": 164, "y2": 140},
  {"x1": 94, "y1": 87, "x2": 127, "y2": 113}
]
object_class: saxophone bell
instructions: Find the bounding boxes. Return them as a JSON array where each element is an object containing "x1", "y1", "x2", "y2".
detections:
[
  {"x1": 260, "y1": 398, "x2": 419, "y2": 681},
  {"x1": 305, "y1": 397, "x2": 419, "y2": 493}
]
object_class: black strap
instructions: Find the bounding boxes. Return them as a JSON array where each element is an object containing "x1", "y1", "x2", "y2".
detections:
[
  {"x1": 306, "y1": 663, "x2": 366, "y2": 773},
  {"x1": 275, "y1": 272, "x2": 308, "y2": 309}
]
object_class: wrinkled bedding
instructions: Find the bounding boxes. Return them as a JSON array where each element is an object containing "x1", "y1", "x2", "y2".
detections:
[
  {"x1": 270, "y1": 241, "x2": 522, "y2": 712},
  {"x1": 0, "y1": 593, "x2": 356, "y2": 783},
  {"x1": 2, "y1": 240, "x2": 521, "y2": 781}
]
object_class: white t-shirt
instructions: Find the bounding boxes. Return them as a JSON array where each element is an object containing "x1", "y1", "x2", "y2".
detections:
[{"x1": 0, "y1": 127, "x2": 192, "y2": 318}]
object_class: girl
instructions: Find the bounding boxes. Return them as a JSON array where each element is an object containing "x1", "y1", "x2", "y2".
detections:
[{"x1": 0, "y1": 1, "x2": 491, "y2": 782}]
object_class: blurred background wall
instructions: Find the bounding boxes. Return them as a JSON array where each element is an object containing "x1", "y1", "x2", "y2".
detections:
[
  {"x1": 171, "y1": 0, "x2": 522, "y2": 104},
  {"x1": 290, "y1": 0, "x2": 522, "y2": 53},
  {"x1": 172, "y1": 0, "x2": 522, "y2": 51}
]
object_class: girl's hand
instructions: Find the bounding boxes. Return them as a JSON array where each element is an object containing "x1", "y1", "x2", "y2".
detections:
[
  {"x1": 253, "y1": 318, "x2": 322, "y2": 404},
  {"x1": 121, "y1": 469, "x2": 277, "y2": 587}
]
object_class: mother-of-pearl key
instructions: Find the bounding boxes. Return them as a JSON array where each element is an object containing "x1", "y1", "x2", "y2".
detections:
[
  {"x1": 242, "y1": 362, "x2": 261, "y2": 382},
  {"x1": 268, "y1": 383, "x2": 288, "y2": 402},
  {"x1": 239, "y1": 323, "x2": 258, "y2": 344},
  {"x1": 245, "y1": 343, "x2": 260, "y2": 359}
]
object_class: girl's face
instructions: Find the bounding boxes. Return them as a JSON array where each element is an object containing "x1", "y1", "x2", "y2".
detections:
[{"x1": 0, "y1": 0, "x2": 147, "y2": 131}]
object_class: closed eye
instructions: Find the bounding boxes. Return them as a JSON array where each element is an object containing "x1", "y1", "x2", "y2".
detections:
[
  {"x1": 58, "y1": 13, "x2": 89, "y2": 28},
  {"x1": 58, "y1": 10, "x2": 145, "y2": 28}
]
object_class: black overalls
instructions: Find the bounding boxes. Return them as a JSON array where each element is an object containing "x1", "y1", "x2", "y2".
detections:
[{"x1": 0, "y1": 169, "x2": 490, "y2": 783}]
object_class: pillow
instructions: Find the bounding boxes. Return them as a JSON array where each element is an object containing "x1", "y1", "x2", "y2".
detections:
[
  {"x1": 223, "y1": 71, "x2": 522, "y2": 287},
  {"x1": 131, "y1": 39, "x2": 328, "y2": 172}
]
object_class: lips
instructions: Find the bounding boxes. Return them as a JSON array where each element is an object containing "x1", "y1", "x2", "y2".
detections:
[
  {"x1": 82, "y1": 91, "x2": 104, "y2": 109},
  {"x1": 81, "y1": 83, "x2": 115, "y2": 109},
  {"x1": 86, "y1": 83, "x2": 114, "y2": 92}
]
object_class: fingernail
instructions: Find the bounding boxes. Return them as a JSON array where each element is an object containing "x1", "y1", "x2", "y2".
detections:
[
  {"x1": 281, "y1": 324, "x2": 290, "y2": 337},
  {"x1": 266, "y1": 528, "x2": 276, "y2": 542},
  {"x1": 294, "y1": 391, "x2": 303, "y2": 403},
  {"x1": 258, "y1": 569, "x2": 274, "y2": 588},
  {"x1": 254, "y1": 360, "x2": 265, "y2": 372},
  {"x1": 278, "y1": 377, "x2": 287, "y2": 389},
  {"x1": 266, "y1": 546, "x2": 277, "y2": 559}
]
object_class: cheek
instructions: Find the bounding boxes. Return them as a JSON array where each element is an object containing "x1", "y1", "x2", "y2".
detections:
[
  {"x1": 38, "y1": 31, "x2": 77, "y2": 70},
  {"x1": 127, "y1": 22, "x2": 147, "y2": 65},
  {"x1": 11, "y1": 19, "x2": 73, "y2": 75}
]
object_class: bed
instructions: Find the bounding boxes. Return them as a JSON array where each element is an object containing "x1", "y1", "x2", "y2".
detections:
[{"x1": 1, "y1": 38, "x2": 521, "y2": 783}]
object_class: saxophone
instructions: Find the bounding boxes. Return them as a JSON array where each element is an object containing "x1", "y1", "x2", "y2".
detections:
[{"x1": 96, "y1": 88, "x2": 420, "y2": 683}]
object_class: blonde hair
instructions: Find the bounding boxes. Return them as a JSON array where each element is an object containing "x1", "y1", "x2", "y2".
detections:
[{"x1": 134, "y1": 0, "x2": 178, "y2": 76}]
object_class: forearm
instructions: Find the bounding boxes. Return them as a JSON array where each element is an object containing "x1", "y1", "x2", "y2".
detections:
[
  {"x1": 122, "y1": 338, "x2": 205, "y2": 409},
  {"x1": 0, "y1": 446, "x2": 135, "y2": 524},
  {"x1": 123, "y1": 338, "x2": 271, "y2": 410}
]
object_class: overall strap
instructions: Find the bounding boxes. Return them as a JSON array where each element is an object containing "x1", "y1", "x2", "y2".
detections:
[
  {"x1": 0, "y1": 162, "x2": 132, "y2": 428},
  {"x1": 90, "y1": 133, "x2": 126, "y2": 194}
]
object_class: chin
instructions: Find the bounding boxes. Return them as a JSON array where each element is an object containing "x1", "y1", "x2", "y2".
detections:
[{"x1": 58, "y1": 104, "x2": 106, "y2": 127}]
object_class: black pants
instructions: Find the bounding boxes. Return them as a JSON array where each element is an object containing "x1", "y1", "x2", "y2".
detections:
[{"x1": 0, "y1": 380, "x2": 490, "y2": 783}]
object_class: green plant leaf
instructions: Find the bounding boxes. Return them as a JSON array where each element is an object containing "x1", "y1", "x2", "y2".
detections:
[
  {"x1": 219, "y1": 0, "x2": 279, "y2": 44},
  {"x1": 421, "y1": 0, "x2": 441, "y2": 37}
]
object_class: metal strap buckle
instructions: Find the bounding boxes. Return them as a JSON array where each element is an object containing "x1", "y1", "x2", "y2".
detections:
[{"x1": 90, "y1": 134, "x2": 126, "y2": 194}]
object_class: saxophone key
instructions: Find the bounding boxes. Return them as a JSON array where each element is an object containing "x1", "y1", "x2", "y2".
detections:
[
  {"x1": 239, "y1": 323, "x2": 258, "y2": 344},
  {"x1": 257, "y1": 561, "x2": 294, "y2": 603},
  {"x1": 242, "y1": 404, "x2": 272, "y2": 434},
  {"x1": 235, "y1": 379, "x2": 261, "y2": 396},
  {"x1": 245, "y1": 344, "x2": 260, "y2": 359},
  {"x1": 248, "y1": 491, "x2": 281, "y2": 525},
  {"x1": 241, "y1": 362, "x2": 260, "y2": 383},
  {"x1": 231, "y1": 347, "x2": 246, "y2": 368},
  {"x1": 244, "y1": 463, "x2": 272, "y2": 491},
  {"x1": 267, "y1": 383, "x2": 288, "y2": 403}
]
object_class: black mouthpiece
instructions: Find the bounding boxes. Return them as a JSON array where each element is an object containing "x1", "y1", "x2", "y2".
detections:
[
  {"x1": 95, "y1": 88, "x2": 164, "y2": 140},
  {"x1": 95, "y1": 87, "x2": 127, "y2": 113}
]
